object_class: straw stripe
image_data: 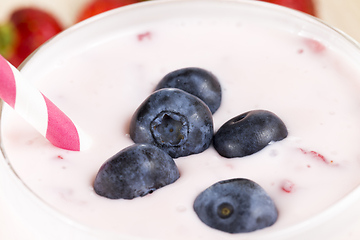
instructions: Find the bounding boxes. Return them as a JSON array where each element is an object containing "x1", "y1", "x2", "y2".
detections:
[
  {"x1": 0, "y1": 55, "x2": 84, "y2": 151},
  {"x1": 0, "y1": 55, "x2": 16, "y2": 108},
  {"x1": 43, "y1": 95, "x2": 80, "y2": 151},
  {"x1": 10, "y1": 62, "x2": 48, "y2": 136}
]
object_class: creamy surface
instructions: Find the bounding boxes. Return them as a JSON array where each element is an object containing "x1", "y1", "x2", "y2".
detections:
[{"x1": 3, "y1": 11, "x2": 360, "y2": 240}]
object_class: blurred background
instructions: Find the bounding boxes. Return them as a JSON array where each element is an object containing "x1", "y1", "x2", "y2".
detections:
[
  {"x1": 1, "y1": 0, "x2": 360, "y2": 67},
  {"x1": 316, "y1": 0, "x2": 360, "y2": 42},
  {"x1": 1, "y1": 0, "x2": 90, "y2": 27}
]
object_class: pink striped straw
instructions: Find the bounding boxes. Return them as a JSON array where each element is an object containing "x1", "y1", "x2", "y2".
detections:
[{"x1": 0, "y1": 54, "x2": 89, "y2": 151}]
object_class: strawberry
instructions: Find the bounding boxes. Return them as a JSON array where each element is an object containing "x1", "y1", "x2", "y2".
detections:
[
  {"x1": 0, "y1": 7, "x2": 63, "y2": 67},
  {"x1": 281, "y1": 180, "x2": 295, "y2": 193},
  {"x1": 259, "y1": 0, "x2": 316, "y2": 16},
  {"x1": 76, "y1": 0, "x2": 141, "y2": 23},
  {"x1": 299, "y1": 148, "x2": 337, "y2": 165}
]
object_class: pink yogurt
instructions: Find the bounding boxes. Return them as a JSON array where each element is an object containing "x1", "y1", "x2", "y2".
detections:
[{"x1": 2, "y1": 0, "x2": 360, "y2": 239}]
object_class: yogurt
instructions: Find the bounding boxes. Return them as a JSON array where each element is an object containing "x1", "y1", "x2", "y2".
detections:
[{"x1": 2, "y1": 0, "x2": 360, "y2": 239}]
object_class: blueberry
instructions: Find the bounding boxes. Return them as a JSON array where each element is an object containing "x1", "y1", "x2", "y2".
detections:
[
  {"x1": 213, "y1": 110, "x2": 288, "y2": 158},
  {"x1": 155, "y1": 67, "x2": 221, "y2": 114},
  {"x1": 193, "y1": 178, "x2": 278, "y2": 233},
  {"x1": 130, "y1": 88, "x2": 214, "y2": 158},
  {"x1": 93, "y1": 144, "x2": 180, "y2": 199}
]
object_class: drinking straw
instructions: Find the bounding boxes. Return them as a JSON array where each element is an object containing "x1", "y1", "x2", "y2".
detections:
[{"x1": 0, "y1": 54, "x2": 89, "y2": 151}]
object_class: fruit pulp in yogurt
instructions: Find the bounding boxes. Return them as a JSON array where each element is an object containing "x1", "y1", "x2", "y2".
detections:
[{"x1": 2, "y1": 1, "x2": 360, "y2": 239}]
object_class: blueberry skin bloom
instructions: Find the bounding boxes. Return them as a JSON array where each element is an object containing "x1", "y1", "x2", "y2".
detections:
[
  {"x1": 93, "y1": 144, "x2": 180, "y2": 199},
  {"x1": 130, "y1": 88, "x2": 214, "y2": 158},
  {"x1": 193, "y1": 178, "x2": 278, "y2": 233},
  {"x1": 213, "y1": 110, "x2": 288, "y2": 158},
  {"x1": 155, "y1": 67, "x2": 222, "y2": 114}
]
